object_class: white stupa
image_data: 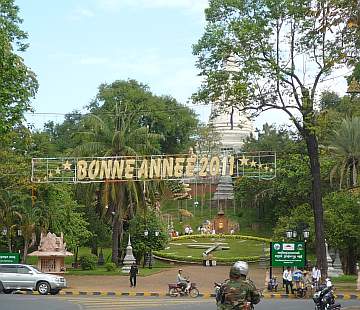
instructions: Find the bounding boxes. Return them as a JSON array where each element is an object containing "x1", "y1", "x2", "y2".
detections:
[{"x1": 209, "y1": 56, "x2": 254, "y2": 153}]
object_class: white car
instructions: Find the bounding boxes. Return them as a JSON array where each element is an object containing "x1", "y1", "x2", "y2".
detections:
[{"x1": 0, "y1": 264, "x2": 66, "y2": 295}]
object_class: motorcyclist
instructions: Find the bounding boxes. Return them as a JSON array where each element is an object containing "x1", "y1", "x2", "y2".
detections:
[
  {"x1": 216, "y1": 261, "x2": 261, "y2": 309},
  {"x1": 176, "y1": 269, "x2": 189, "y2": 293}
]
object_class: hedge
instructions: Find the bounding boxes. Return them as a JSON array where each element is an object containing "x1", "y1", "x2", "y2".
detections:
[{"x1": 170, "y1": 234, "x2": 271, "y2": 243}]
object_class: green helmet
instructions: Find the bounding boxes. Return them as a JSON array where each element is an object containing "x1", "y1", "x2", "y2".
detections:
[{"x1": 230, "y1": 261, "x2": 249, "y2": 277}]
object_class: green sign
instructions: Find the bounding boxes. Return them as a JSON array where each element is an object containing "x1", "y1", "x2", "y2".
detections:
[
  {"x1": 270, "y1": 242, "x2": 305, "y2": 267},
  {"x1": 0, "y1": 252, "x2": 20, "y2": 264}
]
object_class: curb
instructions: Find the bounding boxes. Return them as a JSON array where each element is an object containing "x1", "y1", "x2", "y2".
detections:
[{"x1": 21, "y1": 291, "x2": 360, "y2": 300}]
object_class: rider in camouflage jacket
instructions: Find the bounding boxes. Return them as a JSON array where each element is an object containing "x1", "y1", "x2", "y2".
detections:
[{"x1": 217, "y1": 261, "x2": 261, "y2": 310}]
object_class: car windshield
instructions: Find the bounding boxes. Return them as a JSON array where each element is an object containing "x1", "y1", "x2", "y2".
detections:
[{"x1": 30, "y1": 266, "x2": 42, "y2": 274}]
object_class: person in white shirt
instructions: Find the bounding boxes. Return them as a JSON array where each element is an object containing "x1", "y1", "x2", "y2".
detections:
[
  {"x1": 283, "y1": 266, "x2": 294, "y2": 294},
  {"x1": 184, "y1": 226, "x2": 190, "y2": 235},
  {"x1": 312, "y1": 266, "x2": 321, "y2": 288}
]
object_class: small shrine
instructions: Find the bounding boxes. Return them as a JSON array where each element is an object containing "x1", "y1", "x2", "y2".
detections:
[
  {"x1": 28, "y1": 232, "x2": 73, "y2": 274},
  {"x1": 121, "y1": 234, "x2": 136, "y2": 273},
  {"x1": 212, "y1": 209, "x2": 229, "y2": 234}
]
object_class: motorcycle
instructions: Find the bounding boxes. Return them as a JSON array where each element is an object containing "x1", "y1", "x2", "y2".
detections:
[
  {"x1": 313, "y1": 285, "x2": 341, "y2": 310},
  {"x1": 168, "y1": 281, "x2": 199, "y2": 298}
]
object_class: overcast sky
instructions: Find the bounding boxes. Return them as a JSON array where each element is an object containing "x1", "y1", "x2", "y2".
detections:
[{"x1": 18, "y1": 0, "x2": 349, "y2": 130}]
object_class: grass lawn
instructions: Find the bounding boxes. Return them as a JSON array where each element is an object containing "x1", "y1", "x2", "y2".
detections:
[{"x1": 157, "y1": 237, "x2": 264, "y2": 260}]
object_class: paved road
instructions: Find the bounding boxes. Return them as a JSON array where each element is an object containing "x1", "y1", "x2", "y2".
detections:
[{"x1": 1, "y1": 295, "x2": 360, "y2": 310}]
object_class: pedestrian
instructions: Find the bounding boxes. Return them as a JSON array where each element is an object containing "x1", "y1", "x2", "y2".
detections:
[
  {"x1": 282, "y1": 266, "x2": 294, "y2": 294},
  {"x1": 130, "y1": 262, "x2": 138, "y2": 288},
  {"x1": 311, "y1": 265, "x2": 321, "y2": 289}
]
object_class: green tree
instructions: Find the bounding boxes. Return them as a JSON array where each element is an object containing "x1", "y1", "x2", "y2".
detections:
[
  {"x1": 76, "y1": 81, "x2": 164, "y2": 264},
  {"x1": 194, "y1": 123, "x2": 222, "y2": 154},
  {"x1": 0, "y1": 191, "x2": 21, "y2": 252},
  {"x1": 324, "y1": 191, "x2": 360, "y2": 275},
  {"x1": 0, "y1": 0, "x2": 38, "y2": 133},
  {"x1": 127, "y1": 210, "x2": 168, "y2": 264},
  {"x1": 192, "y1": 0, "x2": 359, "y2": 275},
  {"x1": 328, "y1": 117, "x2": 360, "y2": 189}
]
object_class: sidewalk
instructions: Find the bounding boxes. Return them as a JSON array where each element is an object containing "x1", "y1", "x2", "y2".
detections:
[{"x1": 61, "y1": 265, "x2": 359, "y2": 299}]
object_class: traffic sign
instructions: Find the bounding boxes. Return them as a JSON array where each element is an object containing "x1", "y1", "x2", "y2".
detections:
[
  {"x1": 270, "y1": 242, "x2": 305, "y2": 267},
  {"x1": 0, "y1": 252, "x2": 20, "y2": 264}
]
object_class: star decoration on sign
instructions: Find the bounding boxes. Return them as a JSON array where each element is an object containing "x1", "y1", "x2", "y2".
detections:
[
  {"x1": 63, "y1": 160, "x2": 72, "y2": 171},
  {"x1": 258, "y1": 163, "x2": 263, "y2": 169},
  {"x1": 239, "y1": 155, "x2": 249, "y2": 166},
  {"x1": 48, "y1": 171, "x2": 53, "y2": 178},
  {"x1": 264, "y1": 165, "x2": 269, "y2": 171},
  {"x1": 55, "y1": 167, "x2": 61, "y2": 174},
  {"x1": 250, "y1": 159, "x2": 257, "y2": 168}
]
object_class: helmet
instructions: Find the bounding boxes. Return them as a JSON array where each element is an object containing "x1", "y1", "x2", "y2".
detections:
[{"x1": 230, "y1": 261, "x2": 249, "y2": 277}]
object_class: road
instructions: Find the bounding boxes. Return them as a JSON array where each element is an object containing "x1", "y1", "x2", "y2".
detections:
[{"x1": 0, "y1": 295, "x2": 359, "y2": 310}]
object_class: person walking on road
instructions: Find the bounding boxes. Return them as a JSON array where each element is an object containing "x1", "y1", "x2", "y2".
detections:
[
  {"x1": 283, "y1": 266, "x2": 294, "y2": 294},
  {"x1": 130, "y1": 262, "x2": 138, "y2": 288}
]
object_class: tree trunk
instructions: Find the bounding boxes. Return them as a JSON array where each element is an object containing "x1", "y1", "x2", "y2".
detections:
[
  {"x1": 91, "y1": 243, "x2": 98, "y2": 256},
  {"x1": 346, "y1": 246, "x2": 357, "y2": 275},
  {"x1": 305, "y1": 132, "x2": 328, "y2": 278},
  {"x1": 7, "y1": 234, "x2": 12, "y2": 253},
  {"x1": 22, "y1": 240, "x2": 29, "y2": 264},
  {"x1": 118, "y1": 218, "x2": 124, "y2": 265},
  {"x1": 111, "y1": 216, "x2": 120, "y2": 264}
]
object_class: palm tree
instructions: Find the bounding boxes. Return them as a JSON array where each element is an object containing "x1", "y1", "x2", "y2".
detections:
[
  {"x1": 328, "y1": 117, "x2": 360, "y2": 189},
  {"x1": 75, "y1": 104, "x2": 163, "y2": 264},
  {"x1": 0, "y1": 191, "x2": 21, "y2": 252},
  {"x1": 17, "y1": 202, "x2": 40, "y2": 263}
]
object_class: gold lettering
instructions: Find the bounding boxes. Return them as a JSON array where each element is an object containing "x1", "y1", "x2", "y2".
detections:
[
  {"x1": 88, "y1": 160, "x2": 100, "y2": 180},
  {"x1": 111, "y1": 160, "x2": 124, "y2": 179},
  {"x1": 199, "y1": 157, "x2": 208, "y2": 177},
  {"x1": 185, "y1": 156, "x2": 197, "y2": 177},
  {"x1": 100, "y1": 160, "x2": 113, "y2": 179},
  {"x1": 138, "y1": 159, "x2": 149, "y2": 179},
  {"x1": 209, "y1": 156, "x2": 220, "y2": 176},
  {"x1": 149, "y1": 158, "x2": 162, "y2": 179},
  {"x1": 174, "y1": 157, "x2": 185, "y2": 177},
  {"x1": 124, "y1": 159, "x2": 135, "y2": 179},
  {"x1": 77, "y1": 160, "x2": 88, "y2": 180},
  {"x1": 162, "y1": 157, "x2": 174, "y2": 177}
]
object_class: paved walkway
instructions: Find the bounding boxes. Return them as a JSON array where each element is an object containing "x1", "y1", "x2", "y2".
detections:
[{"x1": 65, "y1": 265, "x2": 267, "y2": 293}]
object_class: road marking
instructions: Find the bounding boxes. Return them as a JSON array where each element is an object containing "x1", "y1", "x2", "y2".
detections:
[{"x1": 56, "y1": 296, "x2": 213, "y2": 309}]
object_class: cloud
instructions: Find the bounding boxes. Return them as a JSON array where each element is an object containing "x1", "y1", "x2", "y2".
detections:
[
  {"x1": 96, "y1": 0, "x2": 208, "y2": 13},
  {"x1": 68, "y1": 7, "x2": 95, "y2": 20}
]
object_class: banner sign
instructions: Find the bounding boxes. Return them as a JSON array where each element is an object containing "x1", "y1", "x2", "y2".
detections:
[
  {"x1": 0, "y1": 252, "x2": 20, "y2": 264},
  {"x1": 31, "y1": 152, "x2": 276, "y2": 183},
  {"x1": 270, "y1": 242, "x2": 305, "y2": 267}
]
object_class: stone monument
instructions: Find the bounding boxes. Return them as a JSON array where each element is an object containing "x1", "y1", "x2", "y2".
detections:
[
  {"x1": 325, "y1": 241, "x2": 336, "y2": 276},
  {"x1": 28, "y1": 232, "x2": 73, "y2": 274},
  {"x1": 328, "y1": 250, "x2": 344, "y2": 277},
  {"x1": 122, "y1": 235, "x2": 136, "y2": 274},
  {"x1": 209, "y1": 56, "x2": 255, "y2": 153}
]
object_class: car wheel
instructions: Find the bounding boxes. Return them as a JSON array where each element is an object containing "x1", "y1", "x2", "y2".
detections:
[
  {"x1": 37, "y1": 281, "x2": 50, "y2": 295},
  {"x1": 0, "y1": 282, "x2": 4, "y2": 293},
  {"x1": 50, "y1": 289, "x2": 60, "y2": 295},
  {"x1": 3, "y1": 289, "x2": 13, "y2": 294}
]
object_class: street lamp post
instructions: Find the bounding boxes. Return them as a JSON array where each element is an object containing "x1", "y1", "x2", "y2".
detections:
[
  {"x1": 144, "y1": 229, "x2": 159, "y2": 269},
  {"x1": 285, "y1": 226, "x2": 310, "y2": 268}
]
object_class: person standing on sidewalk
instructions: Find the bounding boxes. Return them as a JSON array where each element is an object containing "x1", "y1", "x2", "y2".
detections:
[
  {"x1": 130, "y1": 262, "x2": 138, "y2": 288},
  {"x1": 283, "y1": 266, "x2": 294, "y2": 294}
]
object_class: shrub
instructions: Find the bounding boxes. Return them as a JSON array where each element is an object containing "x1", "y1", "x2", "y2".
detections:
[
  {"x1": 105, "y1": 262, "x2": 117, "y2": 272},
  {"x1": 79, "y1": 254, "x2": 98, "y2": 270}
]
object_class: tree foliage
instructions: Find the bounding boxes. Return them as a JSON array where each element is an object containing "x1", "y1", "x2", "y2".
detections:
[{"x1": 0, "y1": 0, "x2": 38, "y2": 133}]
